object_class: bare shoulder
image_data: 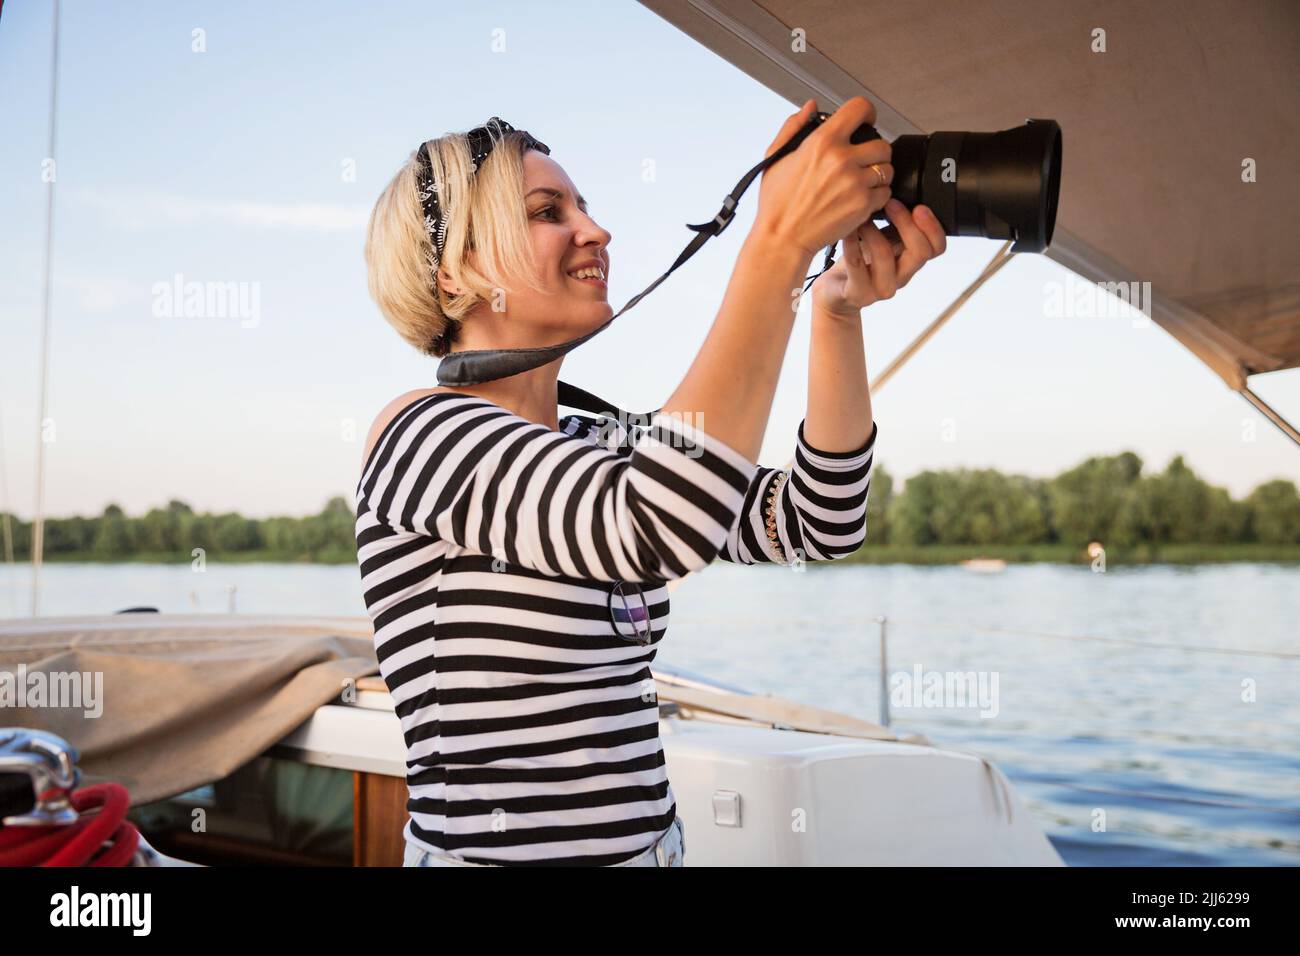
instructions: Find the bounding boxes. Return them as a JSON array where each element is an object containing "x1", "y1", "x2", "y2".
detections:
[{"x1": 362, "y1": 387, "x2": 463, "y2": 467}]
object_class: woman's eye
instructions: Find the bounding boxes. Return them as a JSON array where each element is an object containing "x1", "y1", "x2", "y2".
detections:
[{"x1": 534, "y1": 205, "x2": 558, "y2": 221}]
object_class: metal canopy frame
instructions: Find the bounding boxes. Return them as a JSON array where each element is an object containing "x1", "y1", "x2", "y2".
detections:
[{"x1": 874, "y1": 241, "x2": 1014, "y2": 392}]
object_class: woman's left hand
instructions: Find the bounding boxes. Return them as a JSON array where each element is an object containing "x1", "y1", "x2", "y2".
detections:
[{"x1": 811, "y1": 198, "x2": 947, "y2": 318}]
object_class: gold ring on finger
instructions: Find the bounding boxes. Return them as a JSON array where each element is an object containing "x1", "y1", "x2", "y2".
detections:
[{"x1": 869, "y1": 163, "x2": 887, "y2": 187}]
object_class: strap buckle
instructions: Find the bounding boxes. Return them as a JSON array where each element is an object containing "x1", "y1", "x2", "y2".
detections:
[{"x1": 687, "y1": 195, "x2": 738, "y2": 236}]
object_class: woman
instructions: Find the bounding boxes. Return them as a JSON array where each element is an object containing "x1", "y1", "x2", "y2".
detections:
[{"x1": 355, "y1": 97, "x2": 945, "y2": 867}]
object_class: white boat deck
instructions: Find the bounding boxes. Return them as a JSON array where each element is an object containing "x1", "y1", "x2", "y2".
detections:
[{"x1": 272, "y1": 672, "x2": 1063, "y2": 866}]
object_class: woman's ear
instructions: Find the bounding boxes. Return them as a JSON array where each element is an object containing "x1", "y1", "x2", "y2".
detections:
[{"x1": 436, "y1": 267, "x2": 464, "y2": 298}]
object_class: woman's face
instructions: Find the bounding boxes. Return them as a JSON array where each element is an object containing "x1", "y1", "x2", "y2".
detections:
[{"x1": 502, "y1": 149, "x2": 613, "y2": 338}]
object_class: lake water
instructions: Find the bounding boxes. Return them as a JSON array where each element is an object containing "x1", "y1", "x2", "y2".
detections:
[{"x1": 3, "y1": 559, "x2": 1297, "y2": 866}]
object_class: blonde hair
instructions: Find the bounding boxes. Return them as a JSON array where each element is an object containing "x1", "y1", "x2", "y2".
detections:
[{"x1": 364, "y1": 127, "x2": 547, "y2": 356}]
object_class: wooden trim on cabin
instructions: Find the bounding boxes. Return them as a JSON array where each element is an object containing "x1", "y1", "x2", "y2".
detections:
[{"x1": 353, "y1": 771, "x2": 408, "y2": 866}]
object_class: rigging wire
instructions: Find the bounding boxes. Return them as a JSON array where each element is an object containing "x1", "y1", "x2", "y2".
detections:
[{"x1": 0, "y1": 398, "x2": 15, "y2": 617}]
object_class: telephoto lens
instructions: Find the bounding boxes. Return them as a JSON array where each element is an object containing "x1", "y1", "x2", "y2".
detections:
[{"x1": 810, "y1": 110, "x2": 1063, "y2": 253}]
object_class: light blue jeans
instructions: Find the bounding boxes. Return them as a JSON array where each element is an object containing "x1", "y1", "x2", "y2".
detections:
[{"x1": 402, "y1": 815, "x2": 685, "y2": 867}]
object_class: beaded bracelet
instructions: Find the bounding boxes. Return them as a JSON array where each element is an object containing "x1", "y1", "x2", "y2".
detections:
[{"x1": 764, "y1": 470, "x2": 790, "y2": 564}]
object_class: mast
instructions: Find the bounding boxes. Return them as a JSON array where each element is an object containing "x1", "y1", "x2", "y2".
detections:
[{"x1": 31, "y1": 0, "x2": 62, "y2": 616}]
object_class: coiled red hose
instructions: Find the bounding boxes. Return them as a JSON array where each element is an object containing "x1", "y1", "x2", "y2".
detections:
[{"x1": 0, "y1": 782, "x2": 140, "y2": 867}]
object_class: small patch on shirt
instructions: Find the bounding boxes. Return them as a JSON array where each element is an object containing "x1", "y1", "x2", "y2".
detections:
[{"x1": 561, "y1": 414, "x2": 634, "y2": 453}]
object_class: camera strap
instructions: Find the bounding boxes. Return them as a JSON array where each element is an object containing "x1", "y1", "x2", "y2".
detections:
[{"x1": 436, "y1": 113, "x2": 840, "y2": 423}]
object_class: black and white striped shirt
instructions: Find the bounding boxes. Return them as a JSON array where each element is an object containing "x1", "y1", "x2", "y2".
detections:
[{"x1": 355, "y1": 391, "x2": 877, "y2": 865}]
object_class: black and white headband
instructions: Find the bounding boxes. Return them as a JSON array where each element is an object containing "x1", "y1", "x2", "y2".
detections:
[{"x1": 414, "y1": 117, "x2": 551, "y2": 272}]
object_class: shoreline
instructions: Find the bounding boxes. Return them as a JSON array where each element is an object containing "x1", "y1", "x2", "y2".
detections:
[{"x1": 9, "y1": 543, "x2": 1300, "y2": 567}]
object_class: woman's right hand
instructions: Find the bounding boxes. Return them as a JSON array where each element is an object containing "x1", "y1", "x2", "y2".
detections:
[{"x1": 753, "y1": 97, "x2": 894, "y2": 259}]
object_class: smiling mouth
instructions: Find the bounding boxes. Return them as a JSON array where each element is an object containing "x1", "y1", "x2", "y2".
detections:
[{"x1": 567, "y1": 265, "x2": 608, "y2": 288}]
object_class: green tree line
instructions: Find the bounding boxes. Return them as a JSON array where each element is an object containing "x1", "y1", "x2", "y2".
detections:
[
  {"x1": 0, "y1": 451, "x2": 1296, "y2": 564},
  {"x1": 0, "y1": 497, "x2": 357, "y2": 563},
  {"x1": 864, "y1": 452, "x2": 1300, "y2": 548}
]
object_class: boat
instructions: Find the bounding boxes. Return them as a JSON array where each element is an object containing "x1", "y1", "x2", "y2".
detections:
[
  {"x1": 0, "y1": 613, "x2": 1061, "y2": 866},
  {"x1": 960, "y1": 559, "x2": 1008, "y2": 573}
]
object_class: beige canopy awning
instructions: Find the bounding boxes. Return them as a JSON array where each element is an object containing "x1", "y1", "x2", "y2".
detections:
[
  {"x1": 0, "y1": 615, "x2": 379, "y2": 806},
  {"x1": 639, "y1": 0, "x2": 1300, "y2": 441}
]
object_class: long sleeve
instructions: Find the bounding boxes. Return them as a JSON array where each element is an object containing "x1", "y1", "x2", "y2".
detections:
[
  {"x1": 717, "y1": 419, "x2": 877, "y2": 565},
  {"x1": 356, "y1": 393, "x2": 757, "y2": 583}
]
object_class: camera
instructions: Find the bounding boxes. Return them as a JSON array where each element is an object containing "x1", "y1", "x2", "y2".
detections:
[{"x1": 798, "y1": 110, "x2": 1063, "y2": 253}]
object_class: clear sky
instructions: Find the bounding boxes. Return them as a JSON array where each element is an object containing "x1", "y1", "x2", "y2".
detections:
[{"x1": 1, "y1": 0, "x2": 1296, "y2": 522}]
